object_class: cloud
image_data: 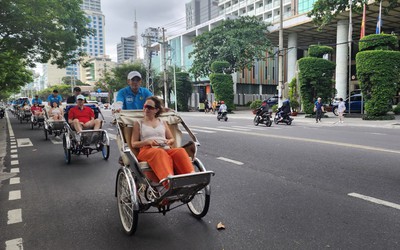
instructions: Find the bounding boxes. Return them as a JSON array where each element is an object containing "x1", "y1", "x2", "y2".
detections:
[{"x1": 101, "y1": 0, "x2": 186, "y2": 62}]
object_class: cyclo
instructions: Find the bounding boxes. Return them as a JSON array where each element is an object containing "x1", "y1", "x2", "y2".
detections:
[
  {"x1": 62, "y1": 104, "x2": 110, "y2": 164},
  {"x1": 43, "y1": 106, "x2": 66, "y2": 139},
  {"x1": 114, "y1": 110, "x2": 214, "y2": 235}
]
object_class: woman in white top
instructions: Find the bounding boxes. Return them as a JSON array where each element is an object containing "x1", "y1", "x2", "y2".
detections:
[
  {"x1": 338, "y1": 97, "x2": 346, "y2": 123},
  {"x1": 49, "y1": 101, "x2": 64, "y2": 120},
  {"x1": 131, "y1": 96, "x2": 194, "y2": 185}
]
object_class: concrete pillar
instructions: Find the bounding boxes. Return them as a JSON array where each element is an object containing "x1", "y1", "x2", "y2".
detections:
[
  {"x1": 335, "y1": 20, "x2": 349, "y2": 99},
  {"x1": 287, "y1": 32, "x2": 298, "y2": 83}
]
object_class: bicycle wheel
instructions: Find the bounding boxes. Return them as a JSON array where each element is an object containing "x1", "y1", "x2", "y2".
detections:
[
  {"x1": 187, "y1": 161, "x2": 210, "y2": 219},
  {"x1": 117, "y1": 170, "x2": 138, "y2": 235}
]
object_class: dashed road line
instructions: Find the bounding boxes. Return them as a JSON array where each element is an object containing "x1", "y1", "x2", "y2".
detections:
[
  {"x1": 10, "y1": 168, "x2": 20, "y2": 173},
  {"x1": 7, "y1": 209, "x2": 22, "y2": 224},
  {"x1": 217, "y1": 157, "x2": 244, "y2": 165},
  {"x1": 5, "y1": 238, "x2": 23, "y2": 250},
  {"x1": 9, "y1": 190, "x2": 21, "y2": 201},
  {"x1": 348, "y1": 192, "x2": 400, "y2": 210},
  {"x1": 10, "y1": 177, "x2": 20, "y2": 185},
  {"x1": 190, "y1": 128, "x2": 215, "y2": 134},
  {"x1": 10, "y1": 160, "x2": 19, "y2": 165}
]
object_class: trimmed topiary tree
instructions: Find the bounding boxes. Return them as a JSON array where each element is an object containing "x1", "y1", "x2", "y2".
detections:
[
  {"x1": 356, "y1": 34, "x2": 400, "y2": 119},
  {"x1": 209, "y1": 61, "x2": 235, "y2": 111},
  {"x1": 298, "y1": 45, "x2": 336, "y2": 114},
  {"x1": 175, "y1": 72, "x2": 192, "y2": 111}
]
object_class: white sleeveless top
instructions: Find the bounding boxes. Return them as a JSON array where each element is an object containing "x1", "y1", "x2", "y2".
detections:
[
  {"x1": 51, "y1": 108, "x2": 61, "y2": 116},
  {"x1": 139, "y1": 119, "x2": 166, "y2": 142}
]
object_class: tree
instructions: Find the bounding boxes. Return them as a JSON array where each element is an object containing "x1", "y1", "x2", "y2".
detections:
[
  {"x1": 189, "y1": 16, "x2": 271, "y2": 78},
  {"x1": 209, "y1": 61, "x2": 235, "y2": 111},
  {"x1": 308, "y1": 0, "x2": 400, "y2": 29},
  {"x1": 0, "y1": 0, "x2": 92, "y2": 68},
  {"x1": 298, "y1": 45, "x2": 336, "y2": 114},
  {"x1": 175, "y1": 72, "x2": 192, "y2": 111},
  {"x1": 356, "y1": 34, "x2": 400, "y2": 118},
  {"x1": 0, "y1": 51, "x2": 33, "y2": 99}
]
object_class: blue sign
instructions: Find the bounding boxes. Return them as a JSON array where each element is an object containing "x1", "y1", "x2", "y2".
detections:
[{"x1": 97, "y1": 88, "x2": 101, "y2": 93}]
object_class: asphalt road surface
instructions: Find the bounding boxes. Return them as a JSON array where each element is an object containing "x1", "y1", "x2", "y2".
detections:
[{"x1": 1, "y1": 109, "x2": 400, "y2": 250}]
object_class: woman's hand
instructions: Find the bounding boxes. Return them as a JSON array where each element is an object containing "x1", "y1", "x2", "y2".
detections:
[{"x1": 165, "y1": 138, "x2": 174, "y2": 146}]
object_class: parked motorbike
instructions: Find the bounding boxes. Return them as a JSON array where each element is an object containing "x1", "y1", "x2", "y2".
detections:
[
  {"x1": 273, "y1": 112, "x2": 293, "y2": 125},
  {"x1": 253, "y1": 108, "x2": 272, "y2": 127},
  {"x1": 0, "y1": 107, "x2": 5, "y2": 119}
]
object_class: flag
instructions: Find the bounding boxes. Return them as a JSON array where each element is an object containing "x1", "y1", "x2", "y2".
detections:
[
  {"x1": 360, "y1": 3, "x2": 366, "y2": 38},
  {"x1": 376, "y1": 1, "x2": 382, "y2": 34}
]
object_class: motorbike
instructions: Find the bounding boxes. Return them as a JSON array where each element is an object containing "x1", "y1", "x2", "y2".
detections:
[
  {"x1": 217, "y1": 108, "x2": 228, "y2": 121},
  {"x1": 273, "y1": 112, "x2": 293, "y2": 125},
  {"x1": 0, "y1": 107, "x2": 4, "y2": 119},
  {"x1": 253, "y1": 108, "x2": 272, "y2": 127}
]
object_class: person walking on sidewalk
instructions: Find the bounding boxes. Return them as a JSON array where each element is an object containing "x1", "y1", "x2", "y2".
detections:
[
  {"x1": 338, "y1": 97, "x2": 346, "y2": 123},
  {"x1": 314, "y1": 97, "x2": 324, "y2": 123}
]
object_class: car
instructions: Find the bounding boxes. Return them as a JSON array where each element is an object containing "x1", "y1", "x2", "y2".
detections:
[
  {"x1": 332, "y1": 94, "x2": 364, "y2": 116},
  {"x1": 265, "y1": 95, "x2": 279, "y2": 106}
]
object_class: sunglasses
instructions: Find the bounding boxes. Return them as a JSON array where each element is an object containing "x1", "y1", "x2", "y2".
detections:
[{"x1": 144, "y1": 104, "x2": 156, "y2": 110}]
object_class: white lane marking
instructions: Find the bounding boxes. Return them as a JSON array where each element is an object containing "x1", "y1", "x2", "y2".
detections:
[
  {"x1": 182, "y1": 131, "x2": 198, "y2": 135},
  {"x1": 348, "y1": 192, "x2": 400, "y2": 210},
  {"x1": 107, "y1": 128, "x2": 115, "y2": 131},
  {"x1": 5, "y1": 238, "x2": 23, "y2": 250},
  {"x1": 369, "y1": 132, "x2": 386, "y2": 136},
  {"x1": 190, "y1": 128, "x2": 215, "y2": 134},
  {"x1": 108, "y1": 134, "x2": 117, "y2": 140},
  {"x1": 217, "y1": 157, "x2": 244, "y2": 165},
  {"x1": 190, "y1": 126, "x2": 400, "y2": 155},
  {"x1": 16, "y1": 138, "x2": 33, "y2": 147},
  {"x1": 50, "y1": 138, "x2": 63, "y2": 144},
  {"x1": 11, "y1": 160, "x2": 19, "y2": 165},
  {"x1": 11, "y1": 145, "x2": 17, "y2": 149},
  {"x1": 10, "y1": 177, "x2": 20, "y2": 185},
  {"x1": 9, "y1": 190, "x2": 21, "y2": 200},
  {"x1": 10, "y1": 142, "x2": 16, "y2": 145},
  {"x1": 7, "y1": 209, "x2": 22, "y2": 224},
  {"x1": 11, "y1": 154, "x2": 18, "y2": 159},
  {"x1": 10, "y1": 168, "x2": 20, "y2": 173},
  {"x1": 11, "y1": 149, "x2": 18, "y2": 153},
  {"x1": 6, "y1": 112, "x2": 15, "y2": 137},
  {"x1": 218, "y1": 126, "x2": 248, "y2": 131}
]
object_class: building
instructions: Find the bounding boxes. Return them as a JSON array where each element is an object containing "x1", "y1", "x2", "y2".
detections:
[
  {"x1": 79, "y1": 56, "x2": 117, "y2": 84},
  {"x1": 43, "y1": 63, "x2": 67, "y2": 87},
  {"x1": 186, "y1": 0, "x2": 219, "y2": 29},
  {"x1": 117, "y1": 36, "x2": 138, "y2": 64},
  {"x1": 150, "y1": 0, "x2": 400, "y2": 107}
]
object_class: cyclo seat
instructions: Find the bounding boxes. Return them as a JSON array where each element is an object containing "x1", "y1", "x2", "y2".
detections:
[{"x1": 116, "y1": 110, "x2": 197, "y2": 184}]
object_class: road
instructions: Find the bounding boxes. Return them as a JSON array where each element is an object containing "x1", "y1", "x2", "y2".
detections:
[{"x1": 1, "y1": 109, "x2": 400, "y2": 249}]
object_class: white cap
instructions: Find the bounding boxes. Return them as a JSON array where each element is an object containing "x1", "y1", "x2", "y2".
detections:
[
  {"x1": 127, "y1": 71, "x2": 142, "y2": 80},
  {"x1": 77, "y1": 94, "x2": 85, "y2": 100}
]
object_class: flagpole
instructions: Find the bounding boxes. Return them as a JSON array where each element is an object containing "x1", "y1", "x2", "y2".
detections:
[
  {"x1": 348, "y1": 0, "x2": 353, "y2": 114},
  {"x1": 376, "y1": 0, "x2": 382, "y2": 34}
]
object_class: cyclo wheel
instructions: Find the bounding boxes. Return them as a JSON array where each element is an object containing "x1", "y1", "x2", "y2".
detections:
[
  {"x1": 117, "y1": 170, "x2": 138, "y2": 235},
  {"x1": 101, "y1": 145, "x2": 110, "y2": 160},
  {"x1": 63, "y1": 134, "x2": 71, "y2": 164},
  {"x1": 187, "y1": 160, "x2": 211, "y2": 219}
]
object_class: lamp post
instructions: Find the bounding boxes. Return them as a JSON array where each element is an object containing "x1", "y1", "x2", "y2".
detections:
[
  {"x1": 278, "y1": 0, "x2": 284, "y2": 107},
  {"x1": 348, "y1": 0, "x2": 353, "y2": 114}
]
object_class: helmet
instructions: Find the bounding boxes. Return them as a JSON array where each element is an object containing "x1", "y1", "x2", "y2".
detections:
[{"x1": 221, "y1": 101, "x2": 225, "y2": 104}]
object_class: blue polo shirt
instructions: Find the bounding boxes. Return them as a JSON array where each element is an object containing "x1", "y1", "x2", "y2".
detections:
[
  {"x1": 116, "y1": 86, "x2": 153, "y2": 110},
  {"x1": 47, "y1": 94, "x2": 62, "y2": 106},
  {"x1": 31, "y1": 98, "x2": 42, "y2": 105}
]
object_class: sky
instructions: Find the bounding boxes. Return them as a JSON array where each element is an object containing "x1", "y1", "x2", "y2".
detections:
[{"x1": 101, "y1": 0, "x2": 187, "y2": 62}]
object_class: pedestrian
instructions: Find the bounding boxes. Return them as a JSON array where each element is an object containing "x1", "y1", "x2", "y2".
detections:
[
  {"x1": 204, "y1": 99, "x2": 209, "y2": 113},
  {"x1": 338, "y1": 97, "x2": 346, "y2": 123},
  {"x1": 114, "y1": 71, "x2": 153, "y2": 111},
  {"x1": 314, "y1": 97, "x2": 324, "y2": 123}
]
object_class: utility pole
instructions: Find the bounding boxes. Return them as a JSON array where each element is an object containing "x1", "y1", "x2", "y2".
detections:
[
  {"x1": 161, "y1": 27, "x2": 168, "y2": 108},
  {"x1": 278, "y1": 0, "x2": 284, "y2": 107}
]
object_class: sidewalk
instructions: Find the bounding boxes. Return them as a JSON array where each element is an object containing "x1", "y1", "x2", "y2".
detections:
[{"x1": 183, "y1": 109, "x2": 400, "y2": 129}]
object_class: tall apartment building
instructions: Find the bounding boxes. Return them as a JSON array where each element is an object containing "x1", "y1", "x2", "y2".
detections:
[
  {"x1": 117, "y1": 36, "x2": 137, "y2": 64},
  {"x1": 186, "y1": 0, "x2": 219, "y2": 29}
]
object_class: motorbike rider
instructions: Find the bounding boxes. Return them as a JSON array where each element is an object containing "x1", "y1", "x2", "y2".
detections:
[
  {"x1": 277, "y1": 100, "x2": 291, "y2": 121},
  {"x1": 257, "y1": 100, "x2": 270, "y2": 118},
  {"x1": 218, "y1": 101, "x2": 227, "y2": 114}
]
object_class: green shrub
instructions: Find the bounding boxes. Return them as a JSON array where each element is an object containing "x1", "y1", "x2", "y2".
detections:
[
  {"x1": 308, "y1": 45, "x2": 334, "y2": 58},
  {"x1": 359, "y1": 34, "x2": 398, "y2": 52},
  {"x1": 290, "y1": 99, "x2": 300, "y2": 112},
  {"x1": 362, "y1": 114, "x2": 395, "y2": 120},
  {"x1": 249, "y1": 99, "x2": 262, "y2": 110},
  {"x1": 271, "y1": 104, "x2": 278, "y2": 112},
  {"x1": 393, "y1": 104, "x2": 400, "y2": 115}
]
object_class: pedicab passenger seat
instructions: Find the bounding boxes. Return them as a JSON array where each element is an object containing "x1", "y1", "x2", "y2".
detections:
[
  {"x1": 44, "y1": 106, "x2": 65, "y2": 130},
  {"x1": 116, "y1": 110, "x2": 198, "y2": 180}
]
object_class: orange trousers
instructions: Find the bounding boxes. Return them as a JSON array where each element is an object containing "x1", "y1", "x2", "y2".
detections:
[{"x1": 138, "y1": 147, "x2": 194, "y2": 182}]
